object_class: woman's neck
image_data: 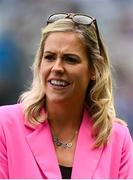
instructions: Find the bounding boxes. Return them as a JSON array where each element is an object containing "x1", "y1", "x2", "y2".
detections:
[{"x1": 46, "y1": 100, "x2": 84, "y2": 131}]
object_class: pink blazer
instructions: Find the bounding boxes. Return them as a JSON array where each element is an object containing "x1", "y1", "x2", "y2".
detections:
[{"x1": 0, "y1": 104, "x2": 133, "y2": 179}]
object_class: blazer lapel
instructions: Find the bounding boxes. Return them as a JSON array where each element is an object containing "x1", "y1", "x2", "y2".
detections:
[
  {"x1": 71, "y1": 110, "x2": 104, "y2": 179},
  {"x1": 25, "y1": 120, "x2": 61, "y2": 179}
]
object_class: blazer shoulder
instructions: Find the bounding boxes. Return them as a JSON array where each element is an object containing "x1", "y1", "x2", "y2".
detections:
[
  {"x1": 111, "y1": 118, "x2": 132, "y2": 145},
  {"x1": 0, "y1": 103, "x2": 22, "y2": 115},
  {"x1": 112, "y1": 118, "x2": 128, "y2": 134},
  {"x1": 0, "y1": 103, "x2": 24, "y2": 127}
]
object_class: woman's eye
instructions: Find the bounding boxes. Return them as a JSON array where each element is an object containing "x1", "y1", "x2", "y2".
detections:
[
  {"x1": 44, "y1": 55, "x2": 55, "y2": 61},
  {"x1": 64, "y1": 56, "x2": 79, "y2": 64}
]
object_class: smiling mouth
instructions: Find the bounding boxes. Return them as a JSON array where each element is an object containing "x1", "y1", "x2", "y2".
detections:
[{"x1": 49, "y1": 79, "x2": 70, "y2": 87}]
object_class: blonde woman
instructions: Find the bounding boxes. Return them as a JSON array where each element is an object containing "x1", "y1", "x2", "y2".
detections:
[{"x1": 0, "y1": 13, "x2": 133, "y2": 179}]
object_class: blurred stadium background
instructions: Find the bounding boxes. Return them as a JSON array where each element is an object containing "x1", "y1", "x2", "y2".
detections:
[{"x1": 0, "y1": 0, "x2": 133, "y2": 136}]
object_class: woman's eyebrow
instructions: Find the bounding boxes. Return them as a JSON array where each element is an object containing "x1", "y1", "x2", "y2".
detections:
[
  {"x1": 63, "y1": 53, "x2": 80, "y2": 57},
  {"x1": 44, "y1": 51, "x2": 55, "y2": 54}
]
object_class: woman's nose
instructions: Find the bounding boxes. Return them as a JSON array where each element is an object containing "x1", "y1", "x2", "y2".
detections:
[{"x1": 51, "y1": 59, "x2": 65, "y2": 73}]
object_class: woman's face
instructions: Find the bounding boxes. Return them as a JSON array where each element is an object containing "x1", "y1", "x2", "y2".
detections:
[{"x1": 40, "y1": 32, "x2": 92, "y2": 104}]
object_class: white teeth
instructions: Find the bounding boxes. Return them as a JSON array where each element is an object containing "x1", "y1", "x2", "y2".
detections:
[{"x1": 50, "y1": 80, "x2": 68, "y2": 87}]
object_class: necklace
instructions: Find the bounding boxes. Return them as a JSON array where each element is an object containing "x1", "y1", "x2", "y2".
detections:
[{"x1": 53, "y1": 131, "x2": 78, "y2": 149}]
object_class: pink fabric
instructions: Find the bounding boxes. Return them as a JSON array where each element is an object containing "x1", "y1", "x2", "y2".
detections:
[{"x1": 0, "y1": 104, "x2": 133, "y2": 179}]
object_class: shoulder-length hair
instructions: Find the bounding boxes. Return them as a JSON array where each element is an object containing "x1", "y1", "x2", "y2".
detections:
[{"x1": 19, "y1": 18, "x2": 118, "y2": 148}]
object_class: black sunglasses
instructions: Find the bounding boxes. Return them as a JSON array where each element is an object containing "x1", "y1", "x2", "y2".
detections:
[{"x1": 47, "y1": 13, "x2": 101, "y2": 55}]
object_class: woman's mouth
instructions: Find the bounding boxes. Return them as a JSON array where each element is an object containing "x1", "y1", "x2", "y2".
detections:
[{"x1": 49, "y1": 79, "x2": 70, "y2": 87}]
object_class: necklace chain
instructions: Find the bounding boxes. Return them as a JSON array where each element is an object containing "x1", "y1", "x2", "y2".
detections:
[{"x1": 53, "y1": 130, "x2": 78, "y2": 149}]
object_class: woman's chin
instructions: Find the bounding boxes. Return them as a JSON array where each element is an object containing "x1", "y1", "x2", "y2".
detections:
[
  {"x1": 46, "y1": 96, "x2": 67, "y2": 104},
  {"x1": 46, "y1": 94, "x2": 71, "y2": 104}
]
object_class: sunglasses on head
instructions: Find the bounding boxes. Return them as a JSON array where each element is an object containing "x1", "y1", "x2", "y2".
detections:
[
  {"x1": 47, "y1": 13, "x2": 101, "y2": 55},
  {"x1": 47, "y1": 13, "x2": 95, "y2": 25}
]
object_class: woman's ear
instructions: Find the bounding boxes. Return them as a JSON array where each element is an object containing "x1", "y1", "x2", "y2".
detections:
[
  {"x1": 91, "y1": 75, "x2": 96, "y2": 80},
  {"x1": 90, "y1": 67, "x2": 96, "y2": 81}
]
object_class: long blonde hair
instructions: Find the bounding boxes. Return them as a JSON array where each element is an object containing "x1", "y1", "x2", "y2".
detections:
[{"x1": 19, "y1": 18, "x2": 117, "y2": 148}]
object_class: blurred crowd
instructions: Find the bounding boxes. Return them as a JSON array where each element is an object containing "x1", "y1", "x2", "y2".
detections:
[{"x1": 0, "y1": 0, "x2": 133, "y2": 136}]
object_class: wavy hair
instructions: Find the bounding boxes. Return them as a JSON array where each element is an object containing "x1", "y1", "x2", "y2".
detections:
[{"x1": 19, "y1": 18, "x2": 118, "y2": 148}]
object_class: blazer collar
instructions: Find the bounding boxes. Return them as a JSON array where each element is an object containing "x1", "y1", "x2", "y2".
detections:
[{"x1": 25, "y1": 109, "x2": 103, "y2": 179}]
